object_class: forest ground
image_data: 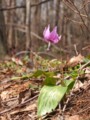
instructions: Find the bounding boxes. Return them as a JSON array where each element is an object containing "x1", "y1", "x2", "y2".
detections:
[{"x1": 0, "y1": 53, "x2": 90, "y2": 120}]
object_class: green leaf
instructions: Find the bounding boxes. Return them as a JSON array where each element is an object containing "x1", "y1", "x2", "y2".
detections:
[
  {"x1": 37, "y1": 85, "x2": 67, "y2": 116},
  {"x1": 64, "y1": 79, "x2": 75, "y2": 92},
  {"x1": 45, "y1": 72, "x2": 55, "y2": 77},
  {"x1": 83, "y1": 58, "x2": 90, "y2": 63},
  {"x1": 44, "y1": 77, "x2": 57, "y2": 86},
  {"x1": 64, "y1": 79, "x2": 74, "y2": 87},
  {"x1": 32, "y1": 70, "x2": 55, "y2": 78},
  {"x1": 32, "y1": 70, "x2": 44, "y2": 77}
]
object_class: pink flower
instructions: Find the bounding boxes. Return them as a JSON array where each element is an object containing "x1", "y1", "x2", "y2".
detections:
[{"x1": 43, "y1": 25, "x2": 61, "y2": 44}]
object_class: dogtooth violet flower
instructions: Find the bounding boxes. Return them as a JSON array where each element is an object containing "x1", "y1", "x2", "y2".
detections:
[{"x1": 43, "y1": 25, "x2": 61, "y2": 44}]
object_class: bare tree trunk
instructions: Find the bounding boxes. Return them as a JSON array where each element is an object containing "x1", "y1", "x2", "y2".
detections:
[
  {"x1": 31, "y1": 0, "x2": 41, "y2": 51},
  {"x1": 55, "y1": 0, "x2": 61, "y2": 27},
  {"x1": 0, "y1": 0, "x2": 8, "y2": 57},
  {"x1": 26, "y1": 0, "x2": 31, "y2": 50},
  {"x1": 7, "y1": 0, "x2": 15, "y2": 49}
]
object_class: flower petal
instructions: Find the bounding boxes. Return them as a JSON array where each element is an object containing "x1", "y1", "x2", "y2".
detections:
[
  {"x1": 49, "y1": 27, "x2": 60, "y2": 43},
  {"x1": 59, "y1": 35, "x2": 61, "y2": 40},
  {"x1": 43, "y1": 25, "x2": 61, "y2": 44},
  {"x1": 43, "y1": 25, "x2": 50, "y2": 41}
]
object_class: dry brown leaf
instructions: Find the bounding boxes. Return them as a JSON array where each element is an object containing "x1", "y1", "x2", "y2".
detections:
[
  {"x1": 1, "y1": 90, "x2": 10, "y2": 101},
  {"x1": 19, "y1": 89, "x2": 31, "y2": 104},
  {"x1": 12, "y1": 57, "x2": 23, "y2": 66},
  {"x1": 85, "y1": 67, "x2": 90, "y2": 74},
  {"x1": 65, "y1": 115, "x2": 81, "y2": 120},
  {"x1": 0, "y1": 116, "x2": 7, "y2": 120},
  {"x1": 67, "y1": 54, "x2": 84, "y2": 67},
  {"x1": 10, "y1": 103, "x2": 36, "y2": 115}
]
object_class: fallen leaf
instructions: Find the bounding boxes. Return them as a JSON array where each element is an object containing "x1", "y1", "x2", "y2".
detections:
[
  {"x1": 67, "y1": 54, "x2": 84, "y2": 67},
  {"x1": 10, "y1": 103, "x2": 36, "y2": 115},
  {"x1": 12, "y1": 57, "x2": 23, "y2": 66},
  {"x1": 65, "y1": 115, "x2": 81, "y2": 120},
  {"x1": 0, "y1": 116, "x2": 7, "y2": 120}
]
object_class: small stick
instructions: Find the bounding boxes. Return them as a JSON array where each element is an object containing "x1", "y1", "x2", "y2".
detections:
[
  {"x1": 74, "y1": 44, "x2": 78, "y2": 56},
  {"x1": 0, "y1": 94, "x2": 38, "y2": 115},
  {"x1": 79, "y1": 60, "x2": 90, "y2": 70},
  {"x1": 62, "y1": 97, "x2": 70, "y2": 112}
]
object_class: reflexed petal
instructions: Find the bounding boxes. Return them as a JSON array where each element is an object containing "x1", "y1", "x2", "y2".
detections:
[
  {"x1": 59, "y1": 35, "x2": 61, "y2": 40},
  {"x1": 49, "y1": 27, "x2": 59, "y2": 43},
  {"x1": 43, "y1": 25, "x2": 50, "y2": 40}
]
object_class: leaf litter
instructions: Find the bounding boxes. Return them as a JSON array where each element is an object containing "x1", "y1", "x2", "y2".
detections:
[{"x1": 0, "y1": 53, "x2": 90, "y2": 120}]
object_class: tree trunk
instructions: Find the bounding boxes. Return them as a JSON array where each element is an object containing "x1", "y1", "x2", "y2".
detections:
[{"x1": 0, "y1": 0, "x2": 8, "y2": 57}]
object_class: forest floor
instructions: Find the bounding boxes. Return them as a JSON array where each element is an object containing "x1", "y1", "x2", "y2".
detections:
[{"x1": 0, "y1": 53, "x2": 90, "y2": 120}]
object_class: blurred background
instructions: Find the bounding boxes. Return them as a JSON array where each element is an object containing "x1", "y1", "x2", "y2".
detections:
[{"x1": 0, "y1": 0, "x2": 90, "y2": 58}]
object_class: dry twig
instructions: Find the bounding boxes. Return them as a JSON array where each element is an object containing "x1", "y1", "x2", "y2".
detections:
[{"x1": 0, "y1": 94, "x2": 38, "y2": 115}]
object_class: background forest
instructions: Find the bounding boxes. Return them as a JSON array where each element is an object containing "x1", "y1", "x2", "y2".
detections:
[{"x1": 0, "y1": 0, "x2": 90, "y2": 58}]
